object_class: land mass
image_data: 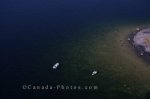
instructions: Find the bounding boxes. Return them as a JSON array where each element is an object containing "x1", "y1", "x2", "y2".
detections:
[{"x1": 128, "y1": 28, "x2": 150, "y2": 64}]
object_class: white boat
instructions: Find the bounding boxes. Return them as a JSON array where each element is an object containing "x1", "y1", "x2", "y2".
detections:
[
  {"x1": 92, "y1": 70, "x2": 98, "y2": 76},
  {"x1": 52, "y1": 62, "x2": 59, "y2": 69}
]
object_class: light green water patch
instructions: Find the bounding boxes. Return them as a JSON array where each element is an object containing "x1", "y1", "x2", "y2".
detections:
[
  {"x1": 38, "y1": 20, "x2": 150, "y2": 98},
  {"x1": 93, "y1": 23, "x2": 150, "y2": 98},
  {"x1": 60, "y1": 21, "x2": 150, "y2": 98}
]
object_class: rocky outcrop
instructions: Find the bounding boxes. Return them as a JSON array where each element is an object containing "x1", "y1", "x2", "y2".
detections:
[{"x1": 128, "y1": 28, "x2": 150, "y2": 64}]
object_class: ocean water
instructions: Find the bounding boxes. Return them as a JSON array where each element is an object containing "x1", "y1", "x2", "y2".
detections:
[{"x1": 1, "y1": 0, "x2": 150, "y2": 99}]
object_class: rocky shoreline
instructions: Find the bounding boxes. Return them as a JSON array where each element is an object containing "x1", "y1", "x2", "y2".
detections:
[{"x1": 128, "y1": 28, "x2": 150, "y2": 64}]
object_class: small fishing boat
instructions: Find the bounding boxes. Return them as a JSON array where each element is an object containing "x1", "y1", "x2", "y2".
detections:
[
  {"x1": 52, "y1": 62, "x2": 59, "y2": 69},
  {"x1": 92, "y1": 70, "x2": 98, "y2": 76}
]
